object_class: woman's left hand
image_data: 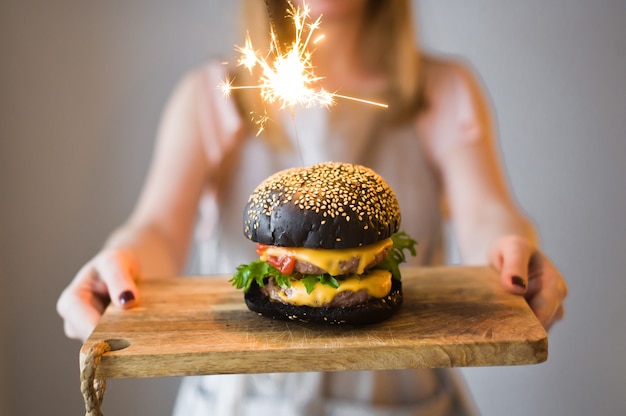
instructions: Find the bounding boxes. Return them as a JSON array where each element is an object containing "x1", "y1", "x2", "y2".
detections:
[{"x1": 489, "y1": 235, "x2": 568, "y2": 331}]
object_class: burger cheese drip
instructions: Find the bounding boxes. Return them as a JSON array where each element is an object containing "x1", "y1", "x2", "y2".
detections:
[
  {"x1": 256, "y1": 238, "x2": 393, "y2": 276},
  {"x1": 278, "y1": 269, "x2": 392, "y2": 307}
]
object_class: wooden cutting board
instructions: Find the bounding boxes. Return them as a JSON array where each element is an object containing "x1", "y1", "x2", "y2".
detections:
[{"x1": 82, "y1": 266, "x2": 547, "y2": 379}]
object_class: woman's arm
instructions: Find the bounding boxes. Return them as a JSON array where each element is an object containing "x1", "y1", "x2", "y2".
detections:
[
  {"x1": 112, "y1": 70, "x2": 210, "y2": 275},
  {"x1": 418, "y1": 57, "x2": 567, "y2": 329},
  {"x1": 421, "y1": 59, "x2": 536, "y2": 260},
  {"x1": 57, "y1": 69, "x2": 213, "y2": 341}
]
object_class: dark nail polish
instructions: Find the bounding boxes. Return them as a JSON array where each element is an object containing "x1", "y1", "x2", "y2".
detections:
[
  {"x1": 119, "y1": 290, "x2": 135, "y2": 305},
  {"x1": 512, "y1": 276, "x2": 527, "y2": 289}
]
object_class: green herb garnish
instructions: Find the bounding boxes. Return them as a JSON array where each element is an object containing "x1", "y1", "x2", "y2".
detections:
[
  {"x1": 230, "y1": 260, "x2": 283, "y2": 292},
  {"x1": 376, "y1": 231, "x2": 418, "y2": 281}
]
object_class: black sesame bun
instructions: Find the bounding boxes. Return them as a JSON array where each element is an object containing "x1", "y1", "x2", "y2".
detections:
[{"x1": 243, "y1": 162, "x2": 401, "y2": 249}]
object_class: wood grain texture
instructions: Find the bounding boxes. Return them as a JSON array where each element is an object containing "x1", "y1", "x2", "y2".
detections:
[{"x1": 81, "y1": 266, "x2": 548, "y2": 379}]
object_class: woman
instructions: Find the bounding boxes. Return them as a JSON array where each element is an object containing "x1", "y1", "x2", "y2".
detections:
[{"x1": 57, "y1": 0, "x2": 567, "y2": 414}]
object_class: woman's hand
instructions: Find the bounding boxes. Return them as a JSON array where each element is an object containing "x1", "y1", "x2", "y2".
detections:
[
  {"x1": 490, "y1": 235, "x2": 568, "y2": 330},
  {"x1": 56, "y1": 249, "x2": 140, "y2": 342}
]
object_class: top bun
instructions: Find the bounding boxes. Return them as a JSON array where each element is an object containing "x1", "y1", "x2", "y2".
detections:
[{"x1": 243, "y1": 162, "x2": 401, "y2": 249}]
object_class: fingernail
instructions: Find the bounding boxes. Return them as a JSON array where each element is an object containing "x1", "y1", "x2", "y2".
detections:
[
  {"x1": 512, "y1": 276, "x2": 526, "y2": 289},
  {"x1": 119, "y1": 290, "x2": 135, "y2": 305}
]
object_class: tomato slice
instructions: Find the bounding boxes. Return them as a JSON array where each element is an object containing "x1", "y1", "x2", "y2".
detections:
[
  {"x1": 256, "y1": 244, "x2": 296, "y2": 274},
  {"x1": 268, "y1": 255, "x2": 296, "y2": 275},
  {"x1": 256, "y1": 243, "x2": 270, "y2": 256}
]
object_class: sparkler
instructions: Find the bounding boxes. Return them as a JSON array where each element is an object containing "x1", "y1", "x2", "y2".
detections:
[{"x1": 220, "y1": 1, "x2": 388, "y2": 135}]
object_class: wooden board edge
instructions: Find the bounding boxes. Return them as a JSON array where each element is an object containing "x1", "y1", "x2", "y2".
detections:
[{"x1": 92, "y1": 334, "x2": 549, "y2": 379}]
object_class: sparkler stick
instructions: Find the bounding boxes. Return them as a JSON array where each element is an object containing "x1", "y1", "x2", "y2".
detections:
[{"x1": 263, "y1": 0, "x2": 279, "y2": 48}]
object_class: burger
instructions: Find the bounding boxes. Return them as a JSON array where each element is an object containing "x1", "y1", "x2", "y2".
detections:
[{"x1": 230, "y1": 162, "x2": 416, "y2": 325}]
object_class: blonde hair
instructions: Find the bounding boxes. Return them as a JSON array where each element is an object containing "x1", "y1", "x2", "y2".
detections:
[{"x1": 231, "y1": 0, "x2": 423, "y2": 138}]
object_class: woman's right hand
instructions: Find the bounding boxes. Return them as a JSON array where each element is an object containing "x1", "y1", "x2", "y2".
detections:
[{"x1": 56, "y1": 249, "x2": 141, "y2": 342}]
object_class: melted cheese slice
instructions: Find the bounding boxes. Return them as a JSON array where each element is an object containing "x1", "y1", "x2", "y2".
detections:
[
  {"x1": 278, "y1": 269, "x2": 392, "y2": 307},
  {"x1": 259, "y1": 238, "x2": 393, "y2": 276}
]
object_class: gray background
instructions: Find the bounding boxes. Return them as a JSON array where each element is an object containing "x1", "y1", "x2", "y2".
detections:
[{"x1": 1, "y1": 1, "x2": 625, "y2": 415}]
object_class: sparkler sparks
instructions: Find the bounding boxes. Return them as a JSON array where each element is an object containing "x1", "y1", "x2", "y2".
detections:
[{"x1": 220, "y1": 1, "x2": 387, "y2": 135}]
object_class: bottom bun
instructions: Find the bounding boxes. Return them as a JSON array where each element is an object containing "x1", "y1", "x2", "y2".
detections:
[{"x1": 244, "y1": 278, "x2": 403, "y2": 325}]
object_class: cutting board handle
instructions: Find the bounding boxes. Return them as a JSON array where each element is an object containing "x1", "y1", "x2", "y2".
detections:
[{"x1": 80, "y1": 339, "x2": 130, "y2": 416}]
